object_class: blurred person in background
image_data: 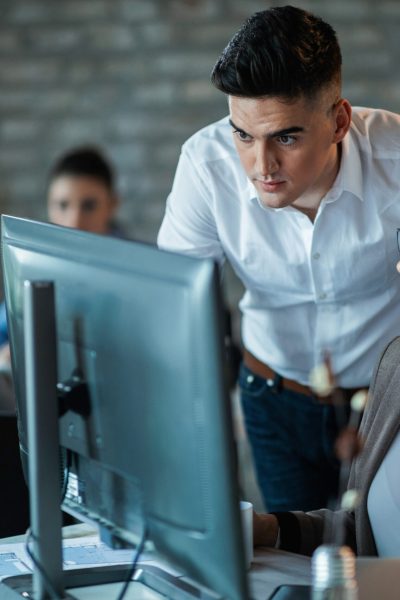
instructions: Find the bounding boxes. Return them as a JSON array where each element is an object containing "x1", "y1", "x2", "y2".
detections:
[
  {"x1": 0, "y1": 145, "x2": 126, "y2": 363},
  {"x1": 0, "y1": 145, "x2": 126, "y2": 537},
  {"x1": 46, "y1": 145, "x2": 125, "y2": 236}
]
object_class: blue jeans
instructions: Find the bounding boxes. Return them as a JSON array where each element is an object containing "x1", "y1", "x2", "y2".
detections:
[{"x1": 239, "y1": 362, "x2": 342, "y2": 512}]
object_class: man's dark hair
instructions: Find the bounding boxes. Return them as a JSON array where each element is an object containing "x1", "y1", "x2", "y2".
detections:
[
  {"x1": 211, "y1": 5, "x2": 342, "y2": 99},
  {"x1": 49, "y1": 146, "x2": 115, "y2": 191}
]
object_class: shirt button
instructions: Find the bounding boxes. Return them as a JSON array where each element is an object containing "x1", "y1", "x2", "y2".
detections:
[
  {"x1": 318, "y1": 292, "x2": 327, "y2": 300},
  {"x1": 313, "y1": 252, "x2": 320, "y2": 260},
  {"x1": 246, "y1": 375, "x2": 254, "y2": 384},
  {"x1": 266, "y1": 378, "x2": 275, "y2": 387}
]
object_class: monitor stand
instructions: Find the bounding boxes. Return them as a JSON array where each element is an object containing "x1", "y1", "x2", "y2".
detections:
[
  {"x1": 0, "y1": 281, "x2": 132, "y2": 599},
  {"x1": 0, "y1": 564, "x2": 224, "y2": 599}
]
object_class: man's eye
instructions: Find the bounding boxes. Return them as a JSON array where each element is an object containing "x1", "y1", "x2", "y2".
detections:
[
  {"x1": 277, "y1": 135, "x2": 296, "y2": 146},
  {"x1": 233, "y1": 129, "x2": 252, "y2": 142}
]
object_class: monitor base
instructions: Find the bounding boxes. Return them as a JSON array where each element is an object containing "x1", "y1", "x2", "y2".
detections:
[{"x1": 0, "y1": 564, "x2": 223, "y2": 600}]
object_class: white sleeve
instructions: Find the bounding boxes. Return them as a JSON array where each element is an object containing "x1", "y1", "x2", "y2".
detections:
[{"x1": 157, "y1": 148, "x2": 225, "y2": 265}]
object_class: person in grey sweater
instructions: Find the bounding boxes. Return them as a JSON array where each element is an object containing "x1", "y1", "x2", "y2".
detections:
[{"x1": 254, "y1": 333, "x2": 400, "y2": 557}]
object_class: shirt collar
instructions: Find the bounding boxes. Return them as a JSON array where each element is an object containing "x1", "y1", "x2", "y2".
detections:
[{"x1": 327, "y1": 128, "x2": 364, "y2": 203}]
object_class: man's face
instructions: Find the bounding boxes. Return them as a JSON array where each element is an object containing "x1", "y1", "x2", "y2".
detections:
[
  {"x1": 47, "y1": 175, "x2": 117, "y2": 234},
  {"x1": 229, "y1": 93, "x2": 350, "y2": 211}
]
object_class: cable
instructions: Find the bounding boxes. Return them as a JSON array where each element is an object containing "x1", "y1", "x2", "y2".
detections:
[
  {"x1": 115, "y1": 525, "x2": 148, "y2": 600},
  {"x1": 25, "y1": 528, "x2": 64, "y2": 600}
]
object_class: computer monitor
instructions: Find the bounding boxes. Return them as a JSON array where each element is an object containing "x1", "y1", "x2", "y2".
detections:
[{"x1": 1, "y1": 215, "x2": 249, "y2": 599}]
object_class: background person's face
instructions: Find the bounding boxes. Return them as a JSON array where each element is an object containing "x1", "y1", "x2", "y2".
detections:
[
  {"x1": 47, "y1": 175, "x2": 117, "y2": 234},
  {"x1": 229, "y1": 93, "x2": 350, "y2": 212}
]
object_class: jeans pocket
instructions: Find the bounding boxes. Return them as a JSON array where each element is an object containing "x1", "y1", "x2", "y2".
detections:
[{"x1": 238, "y1": 363, "x2": 268, "y2": 397}]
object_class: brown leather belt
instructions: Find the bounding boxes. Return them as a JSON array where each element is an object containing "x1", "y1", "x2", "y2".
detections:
[{"x1": 243, "y1": 349, "x2": 364, "y2": 401}]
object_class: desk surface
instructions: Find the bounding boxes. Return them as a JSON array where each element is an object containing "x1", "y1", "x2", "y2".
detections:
[
  {"x1": 0, "y1": 524, "x2": 310, "y2": 599},
  {"x1": 2, "y1": 525, "x2": 400, "y2": 600}
]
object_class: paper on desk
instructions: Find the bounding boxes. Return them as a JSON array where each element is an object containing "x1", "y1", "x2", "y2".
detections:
[
  {"x1": 0, "y1": 551, "x2": 30, "y2": 578},
  {"x1": 0, "y1": 534, "x2": 182, "y2": 582}
]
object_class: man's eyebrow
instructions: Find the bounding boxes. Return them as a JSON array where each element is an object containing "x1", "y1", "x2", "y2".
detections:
[
  {"x1": 229, "y1": 118, "x2": 304, "y2": 138},
  {"x1": 229, "y1": 118, "x2": 245, "y2": 132},
  {"x1": 269, "y1": 126, "x2": 304, "y2": 138}
]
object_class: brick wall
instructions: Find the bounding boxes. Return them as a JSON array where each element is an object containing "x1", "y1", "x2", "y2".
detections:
[{"x1": 1, "y1": 0, "x2": 399, "y2": 303}]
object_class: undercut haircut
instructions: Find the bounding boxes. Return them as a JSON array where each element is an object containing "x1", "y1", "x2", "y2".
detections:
[{"x1": 211, "y1": 5, "x2": 342, "y2": 100}]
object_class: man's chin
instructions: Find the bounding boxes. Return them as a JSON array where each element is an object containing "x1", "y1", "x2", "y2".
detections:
[{"x1": 257, "y1": 194, "x2": 291, "y2": 210}]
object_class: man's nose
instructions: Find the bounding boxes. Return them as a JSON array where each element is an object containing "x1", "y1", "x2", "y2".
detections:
[{"x1": 255, "y1": 143, "x2": 278, "y2": 176}]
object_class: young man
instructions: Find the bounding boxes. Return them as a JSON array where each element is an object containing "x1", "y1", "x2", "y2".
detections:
[{"x1": 158, "y1": 6, "x2": 400, "y2": 512}]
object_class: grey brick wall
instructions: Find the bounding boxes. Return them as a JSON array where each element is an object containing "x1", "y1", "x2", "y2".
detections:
[{"x1": 1, "y1": 0, "x2": 400, "y2": 304}]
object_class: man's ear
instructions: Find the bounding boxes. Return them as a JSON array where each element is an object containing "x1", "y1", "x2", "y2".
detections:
[{"x1": 332, "y1": 99, "x2": 352, "y2": 143}]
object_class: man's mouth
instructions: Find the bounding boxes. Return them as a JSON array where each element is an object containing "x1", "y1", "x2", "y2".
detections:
[{"x1": 256, "y1": 179, "x2": 285, "y2": 192}]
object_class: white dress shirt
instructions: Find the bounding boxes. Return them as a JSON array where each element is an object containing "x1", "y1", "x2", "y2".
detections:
[{"x1": 158, "y1": 107, "x2": 400, "y2": 387}]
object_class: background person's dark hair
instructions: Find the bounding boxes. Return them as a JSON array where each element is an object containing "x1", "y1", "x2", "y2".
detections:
[
  {"x1": 49, "y1": 146, "x2": 115, "y2": 191},
  {"x1": 211, "y1": 5, "x2": 342, "y2": 100}
]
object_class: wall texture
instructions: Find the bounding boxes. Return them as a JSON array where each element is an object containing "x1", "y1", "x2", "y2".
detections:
[{"x1": 0, "y1": 0, "x2": 399, "y2": 302}]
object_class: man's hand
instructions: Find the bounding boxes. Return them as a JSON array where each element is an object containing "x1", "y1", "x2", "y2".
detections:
[{"x1": 253, "y1": 511, "x2": 279, "y2": 547}]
